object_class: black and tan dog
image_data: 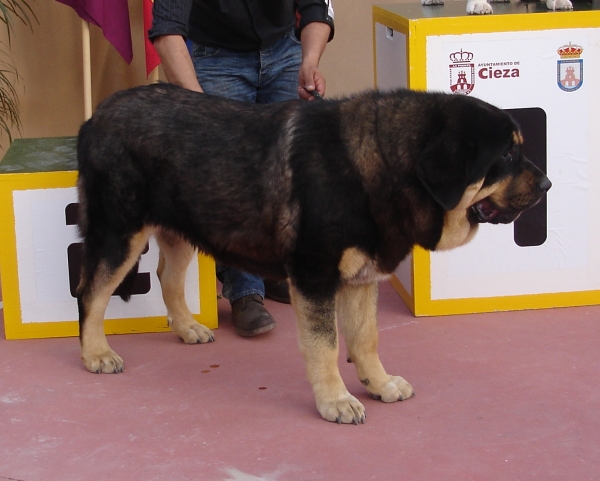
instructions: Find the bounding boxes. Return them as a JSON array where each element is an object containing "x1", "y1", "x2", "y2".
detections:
[{"x1": 76, "y1": 83, "x2": 550, "y2": 424}]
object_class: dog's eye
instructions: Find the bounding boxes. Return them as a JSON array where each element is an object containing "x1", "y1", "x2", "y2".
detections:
[{"x1": 503, "y1": 152, "x2": 513, "y2": 163}]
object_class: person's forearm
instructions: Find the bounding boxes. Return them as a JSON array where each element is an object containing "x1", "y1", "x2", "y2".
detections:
[
  {"x1": 153, "y1": 35, "x2": 203, "y2": 92},
  {"x1": 300, "y1": 22, "x2": 330, "y2": 70},
  {"x1": 298, "y1": 22, "x2": 331, "y2": 100}
]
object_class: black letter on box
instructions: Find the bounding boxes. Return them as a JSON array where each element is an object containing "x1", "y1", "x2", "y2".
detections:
[
  {"x1": 65, "y1": 203, "x2": 151, "y2": 298},
  {"x1": 505, "y1": 108, "x2": 548, "y2": 248}
]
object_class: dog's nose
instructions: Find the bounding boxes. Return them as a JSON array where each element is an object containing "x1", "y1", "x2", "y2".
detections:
[{"x1": 538, "y1": 176, "x2": 552, "y2": 194}]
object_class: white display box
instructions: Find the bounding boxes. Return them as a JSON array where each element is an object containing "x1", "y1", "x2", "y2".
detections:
[
  {"x1": 373, "y1": 3, "x2": 600, "y2": 315},
  {"x1": 0, "y1": 137, "x2": 217, "y2": 339}
]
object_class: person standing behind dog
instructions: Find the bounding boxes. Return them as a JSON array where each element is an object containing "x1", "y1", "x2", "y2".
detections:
[{"x1": 149, "y1": 0, "x2": 334, "y2": 338}]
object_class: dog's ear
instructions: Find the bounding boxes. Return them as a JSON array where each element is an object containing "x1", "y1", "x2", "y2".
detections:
[
  {"x1": 416, "y1": 129, "x2": 473, "y2": 211},
  {"x1": 416, "y1": 97, "x2": 516, "y2": 211}
]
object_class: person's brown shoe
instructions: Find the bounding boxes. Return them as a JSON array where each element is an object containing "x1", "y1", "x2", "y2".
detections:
[
  {"x1": 263, "y1": 278, "x2": 291, "y2": 304},
  {"x1": 231, "y1": 294, "x2": 276, "y2": 337}
]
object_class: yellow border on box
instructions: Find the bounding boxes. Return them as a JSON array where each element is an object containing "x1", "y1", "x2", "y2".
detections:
[
  {"x1": 0, "y1": 171, "x2": 217, "y2": 339},
  {"x1": 373, "y1": 5, "x2": 600, "y2": 315}
]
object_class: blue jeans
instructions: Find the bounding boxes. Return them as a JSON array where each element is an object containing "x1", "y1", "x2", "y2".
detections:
[
  {"x1": 190, "y1": 30, "x2": 302, "y2": 303},
  {"x1": 190, "y1": 30, "x2": 302, "y2": 104}
]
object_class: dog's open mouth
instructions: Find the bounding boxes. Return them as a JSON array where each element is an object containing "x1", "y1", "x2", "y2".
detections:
[{"x1": 470, "y1": 198, "x2": 500, "y2": 223}]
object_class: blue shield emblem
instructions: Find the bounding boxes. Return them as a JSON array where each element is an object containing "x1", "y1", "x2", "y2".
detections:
[{"x1": 557, "y1": 59, "x2": 583, "y2": 92}]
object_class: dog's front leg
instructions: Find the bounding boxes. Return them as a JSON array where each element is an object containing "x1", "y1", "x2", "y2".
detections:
[
  {"x1": 290, "y1": 285, "x2": 365, "y2": 424},
  {"x1": 338, "y1": 282, "x2": 414, "y2": 403}
]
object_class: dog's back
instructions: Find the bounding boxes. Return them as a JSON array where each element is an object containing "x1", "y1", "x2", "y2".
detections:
[{"x1": 76, "y1": 83, "x2": 304, "y2": 278}]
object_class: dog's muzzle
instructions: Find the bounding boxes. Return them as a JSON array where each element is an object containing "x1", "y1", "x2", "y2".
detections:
[{"x1": 471, "y1": 175, "x2": 552, "y2": 225}]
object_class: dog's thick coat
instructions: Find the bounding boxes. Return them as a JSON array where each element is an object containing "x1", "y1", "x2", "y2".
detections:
[{"x1": 76, "y1": 83, "x2": 550, "y2": 423}]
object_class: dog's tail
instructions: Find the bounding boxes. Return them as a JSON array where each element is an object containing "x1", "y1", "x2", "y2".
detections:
[
  {"x1": 76, "y1": 119, "x2": 94, "y2": 239},
  {"x1": 76, "y1": 118, "x2": 141, "y2": 303}
]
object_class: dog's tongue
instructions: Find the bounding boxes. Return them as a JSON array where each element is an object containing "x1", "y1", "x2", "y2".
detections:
[{"x1": 472, "y1": 199, "x2": 499, "y2": 222}]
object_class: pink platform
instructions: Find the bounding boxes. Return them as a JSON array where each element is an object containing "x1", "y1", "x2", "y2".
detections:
[{"x1": 1, "y1": 281, "x2": 600, "y2": 480}]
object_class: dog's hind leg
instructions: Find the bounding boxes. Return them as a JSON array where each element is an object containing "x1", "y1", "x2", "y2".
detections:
[
  {"x1": 156, "y1": 230, "x2": 214, "y2": 344},
  {"x1": 79, "y1": 228, "x2": 152, "y2": 373},
  {"x1": 337, "y1": 282, "x2": 414, "y2": 403},
  {"x1": 290, "y1": 285, "x2": 365, "y2": 424}
]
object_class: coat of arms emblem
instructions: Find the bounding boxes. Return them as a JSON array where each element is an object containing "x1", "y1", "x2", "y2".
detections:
[
  {"x1": 557, "y1": 43, "x2": 583, "y2": 92},
  {"x1": 449, "y1": 50, "x2": 475, "y2": 95}
]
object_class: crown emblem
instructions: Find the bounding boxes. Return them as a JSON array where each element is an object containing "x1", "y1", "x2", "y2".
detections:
[
  {"x1": 449, "y1": 50, "x2": 473, "y2": 63},
  {"x1": 557, "y1": 42, "x2": 583, "y2": 59}
]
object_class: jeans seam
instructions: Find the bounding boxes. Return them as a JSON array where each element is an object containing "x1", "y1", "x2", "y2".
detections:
[{"x1": 190, "y1": 44, "x2": 221, "y2": 60}]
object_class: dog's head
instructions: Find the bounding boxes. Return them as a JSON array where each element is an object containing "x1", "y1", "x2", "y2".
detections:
[{"x1": 415, "y1": 95, "x2": 551, "y2": 250}]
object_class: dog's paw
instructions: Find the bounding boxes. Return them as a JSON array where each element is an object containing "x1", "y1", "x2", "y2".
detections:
[
  {"x1": 421, "y1": 0, "x2": 445, "y2": 5},
  {"x1": 546, "y1": 0, "x2": 573, "y2": 10},
  {"x1": 367, "y1": 375, "x2": 414, "y2": 403},
  {"x1": 170, "y1": 319, "x2": 215, "y2": 344},
  {"x1": 317, "y1": 393, "x2": 366, "y2": 424},
  {"x1": 466, "y1": 0, "x2": 493, "y2": 14},
  {"x1": 82, "y1": 349, "x2": 124, "y2": 374}
]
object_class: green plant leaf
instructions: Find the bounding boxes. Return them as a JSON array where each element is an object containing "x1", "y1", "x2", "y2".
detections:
[{"x1": 0, "y1": 0, "x2": 37, "y2": 149}]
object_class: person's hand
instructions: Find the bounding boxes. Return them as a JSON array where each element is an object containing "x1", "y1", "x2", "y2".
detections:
[{"x1": 298, "y1": 63, "x2": 325, "y2": 101}]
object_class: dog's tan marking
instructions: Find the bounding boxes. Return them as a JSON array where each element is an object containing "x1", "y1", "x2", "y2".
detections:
[
  {"x1": 512, "y1": 130, "x2": 524, "y2": 145},
  {"x1": 491, "y1": 171, "x2": 542, "y2": 212},
  {"x1": 80, "y1": 228, "x2": 154, "y2": 373},
  {"x1": 339, "y1": 99, "x2": 382, "y2": 180},
  {"x1": 156, "y1": 229, "x2": 214, "y2": 344},
  {"x1": 337, "y1": 282, "x2": 414, "y2": 402},
  {"x1": 338, "y1": 248, "x2": 391, "y2": 285},
  {"x1": 435, "y1": 180, "x2": 484, "y2": 251},
  {"x1": 290, "y1": 284, "x2": 365, "y2": 424},
  {"x1": 437, "y1": 177, "x2": 513, "y2": 251},
  {"x1": 339, "y1": 248, "x2": 367, "y2": 279},
  {"x1": 472, "y1": 179, "x2": 507, "y2": 206},
  {"x1": 479, "y1": 177, "x2": 511, "y2": 209}
]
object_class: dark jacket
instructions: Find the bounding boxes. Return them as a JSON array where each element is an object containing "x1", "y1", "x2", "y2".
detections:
[{"x1": 149, "y1": 0, "x2": 334, "y2": 51}]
